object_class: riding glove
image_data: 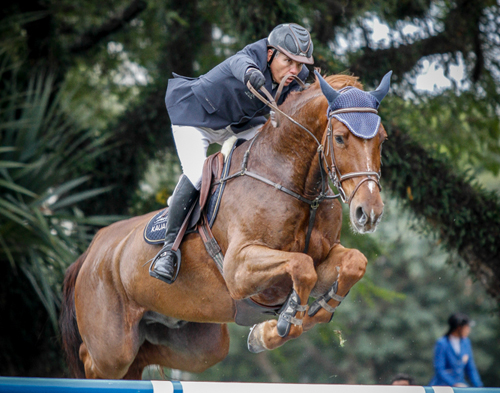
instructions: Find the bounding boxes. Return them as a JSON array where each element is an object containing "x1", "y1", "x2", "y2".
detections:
[{"x1": 244, "y1": 68, "x2": 266, "y2": 90}]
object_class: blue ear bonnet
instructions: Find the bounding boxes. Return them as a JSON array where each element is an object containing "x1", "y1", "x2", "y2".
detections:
[
  {"x1": 315, "y1": 70, "x2": 392, "y2": 140},
  {"x1": 329, "y1": 87, "x2": 381, "y2": 139}
]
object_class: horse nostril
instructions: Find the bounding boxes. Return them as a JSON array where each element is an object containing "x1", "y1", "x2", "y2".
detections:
[{"x1": 355, "y1": 206, "x2": 367, "y2": 225}]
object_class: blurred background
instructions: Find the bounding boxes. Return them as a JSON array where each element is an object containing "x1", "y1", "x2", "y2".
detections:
[{"x1": 1, "y1": 0, "x2": 499, "y2": 386}]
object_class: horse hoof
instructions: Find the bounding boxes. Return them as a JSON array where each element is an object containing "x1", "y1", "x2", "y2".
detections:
[{"x1": 247, "y1": 324, "x2": 266, "y2": 353}]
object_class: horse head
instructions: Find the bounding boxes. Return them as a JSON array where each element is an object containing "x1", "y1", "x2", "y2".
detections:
[{"x1": 315, "y1": 70, "x2": 392, "y2": 233}]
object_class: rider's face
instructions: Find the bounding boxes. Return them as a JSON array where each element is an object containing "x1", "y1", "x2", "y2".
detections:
[{"x1": 267, "y1": 50, "x2": 303, "y2": 86}]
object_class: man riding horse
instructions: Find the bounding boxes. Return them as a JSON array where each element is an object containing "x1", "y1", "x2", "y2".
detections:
[{"x1": 150, "y1": 23, "x2": 314, "y2": 284}]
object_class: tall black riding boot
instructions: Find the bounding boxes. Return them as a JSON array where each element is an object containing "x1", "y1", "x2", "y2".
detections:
[{"x1": 149, "y1": 176, "x2": 198, "y2": 284}]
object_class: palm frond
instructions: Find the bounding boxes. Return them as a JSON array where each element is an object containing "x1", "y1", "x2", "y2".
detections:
[{"x1": 1, "y1": 58, "x2": 120, "y2": 331}]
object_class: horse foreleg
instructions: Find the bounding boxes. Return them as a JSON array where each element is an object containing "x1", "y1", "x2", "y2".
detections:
[
  {"x1": 224, "y1": 245, "x2": 317, "y2": 352},
  {"x1": 302, "y1": 244, "x2": 367, "y2": 331}
]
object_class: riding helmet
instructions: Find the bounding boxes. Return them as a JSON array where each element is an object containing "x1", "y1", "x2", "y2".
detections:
[{"x1": 268, "y1": 23, "x2": 314, "y2": 65}]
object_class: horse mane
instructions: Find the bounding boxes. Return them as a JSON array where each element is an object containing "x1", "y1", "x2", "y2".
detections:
[
  {"x1": 279, "y1": 73, "x2": 363, "y2": 116},
  {"x1": 255, "y1": 73, "x2": 364, "y2": 197},
  {"x1": 322, "y1": 73, "x2": 363, "y2": 90}
]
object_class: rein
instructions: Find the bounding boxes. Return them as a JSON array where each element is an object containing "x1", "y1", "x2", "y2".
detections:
[{"x1": 216, "y1": 76, "x2": 382, "y2": 253}]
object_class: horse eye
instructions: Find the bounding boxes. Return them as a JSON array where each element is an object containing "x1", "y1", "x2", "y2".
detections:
[{"x1": 334, "y1": 136, "x2": 344, "y2": 144}]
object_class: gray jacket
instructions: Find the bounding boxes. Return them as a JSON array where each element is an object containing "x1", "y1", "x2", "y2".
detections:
[{"x1": 165, "y1": 38, "x2": 309, "y2": 133}]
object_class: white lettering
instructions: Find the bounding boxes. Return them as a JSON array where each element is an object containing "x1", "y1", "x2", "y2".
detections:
[{"x1": 151, "y1": 223, "x2": 166, "y2": 232}]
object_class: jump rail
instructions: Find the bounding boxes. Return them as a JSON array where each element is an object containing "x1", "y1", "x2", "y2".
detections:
[{"x1": 0, "y1": 378, "x2": 498, "y2": 393}]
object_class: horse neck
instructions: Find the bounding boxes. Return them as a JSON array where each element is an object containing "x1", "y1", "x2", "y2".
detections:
[{"x1": 253, "y1": 97, "x2": 329, "y2": 198}]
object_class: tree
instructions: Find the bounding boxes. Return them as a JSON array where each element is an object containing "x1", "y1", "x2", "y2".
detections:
[
  {"x1": 1, "y1": 0, "x2": 500, "y2": 380},
  {"x1": 0, "y1": 62, "x2": 117, "y2": 375}
]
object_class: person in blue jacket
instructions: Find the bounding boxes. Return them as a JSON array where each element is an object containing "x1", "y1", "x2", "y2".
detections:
[
  {"x1": 149, "y1": 23, "x2": 314, "y2": 284},
  {"x1": 429, "y1": 312, "x2": 483, "y2": 387}
]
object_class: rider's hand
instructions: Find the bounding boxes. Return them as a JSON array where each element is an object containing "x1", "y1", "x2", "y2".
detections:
[{"x1": 244, "y1": 68, "x2": 266, "y2": 90}]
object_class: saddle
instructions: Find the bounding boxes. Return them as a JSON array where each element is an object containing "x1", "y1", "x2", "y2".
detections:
[{"x1": 143, "y1": 138, "x2": 240, "y2": 246}]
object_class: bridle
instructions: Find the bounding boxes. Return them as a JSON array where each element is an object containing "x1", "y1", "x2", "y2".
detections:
[
  {"x1": 247, "y1": 76, "x2": 383, "y2": 205},
  {"x1": 323, "y1": 107, "x2": 382, "y2": 205},
  {"x1": 217, "y1": 76, "x2": 383, "y2": 252}
]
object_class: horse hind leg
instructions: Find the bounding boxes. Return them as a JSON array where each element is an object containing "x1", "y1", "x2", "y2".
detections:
[
  {"x1": 138, "y1": 322, "x2": 230, "y2": 374},
  {"x1": 79, "y1": 342, "x2": 104, "y2": 379}
]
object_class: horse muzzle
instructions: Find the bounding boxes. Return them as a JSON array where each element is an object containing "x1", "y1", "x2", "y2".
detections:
[{"x1": 349, "y1": 187, "x2": 384, "y2": 234}]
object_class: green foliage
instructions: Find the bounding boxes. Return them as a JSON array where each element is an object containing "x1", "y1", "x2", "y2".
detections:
[
  {"x1": 382, "y1": 123, "x2": 500, "y2": 273},
  {"x1": 384, "y1": 81, "x2": 500, "y2": 175},
  {"x1": 0, "y1": 58, "x2": 122, "y2": 375},
  {"x1": 0, "y1": 63, "x2": 117, "y2": 324}
]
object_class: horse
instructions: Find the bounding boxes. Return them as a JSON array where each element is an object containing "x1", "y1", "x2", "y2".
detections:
[{"x1": 59, "y1": 70, "x2": 391, "y2": 379}]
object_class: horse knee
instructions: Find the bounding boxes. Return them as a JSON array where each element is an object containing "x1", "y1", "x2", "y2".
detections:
[
  {"x1": 341, "y1": 249, "x2": 367, "y2": 283},
  {"x1": 286, "y1": 255, "x2": 317, "y2": 289}
]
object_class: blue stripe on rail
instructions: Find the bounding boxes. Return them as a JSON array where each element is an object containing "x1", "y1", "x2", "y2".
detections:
[{"x1": 1, "y1": 378, "x2": 499, "y2": 393}]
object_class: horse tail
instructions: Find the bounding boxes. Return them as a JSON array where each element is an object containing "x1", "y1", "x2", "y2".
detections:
[{"x1": 59, "y1": 249, "x2": 88, "y2": 378}]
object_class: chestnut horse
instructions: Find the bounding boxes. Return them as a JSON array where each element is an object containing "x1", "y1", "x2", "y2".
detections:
[{"x1": 60, "y1": 71, "x2": 391, "y2": 379}]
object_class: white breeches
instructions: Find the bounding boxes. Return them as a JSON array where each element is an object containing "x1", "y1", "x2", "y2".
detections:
[{"x1": 172, "y1": 124, "x2": 262, "y2": 190}]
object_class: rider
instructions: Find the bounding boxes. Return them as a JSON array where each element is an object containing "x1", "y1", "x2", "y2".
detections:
[{"x1": 150, "y1": 23, "x2": 314, "y2": 284}]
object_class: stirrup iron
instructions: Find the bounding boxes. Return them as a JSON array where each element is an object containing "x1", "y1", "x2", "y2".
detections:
[{"x1": 149, "y1": 247, "x2": 182, "y2": 284}]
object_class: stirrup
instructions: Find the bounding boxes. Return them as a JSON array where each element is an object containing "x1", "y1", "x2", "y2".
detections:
[
  {"x1": 276, "y1": 290, "x2": 308, "y2": 338},
  {"x1": 308, "y1": 281, "x2": 347, "y2": 320},
  {"x1": 149, "y1": 247, "x2": 182, "y2": 284}
]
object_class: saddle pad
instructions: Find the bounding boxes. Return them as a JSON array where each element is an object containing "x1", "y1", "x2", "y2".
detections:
[{"x1": 143, "y1": 209, "x2": 169, "y2": 244}]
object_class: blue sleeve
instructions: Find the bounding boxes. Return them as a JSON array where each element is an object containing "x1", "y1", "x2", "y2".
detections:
[
  {"x1": 433, "y1": 339, "x2": 456, "y2": 386},
  {"x1": 228, "y1": 40, "x2": 267, "y2": 83},
  {"x1": 464, "y1": 339, "x2": 483, "y2": 387}
]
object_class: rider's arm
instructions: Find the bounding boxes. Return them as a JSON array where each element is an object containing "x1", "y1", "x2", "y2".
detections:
[{"x1": 228, "y1": 39, "x2": 268, "y2": 84}]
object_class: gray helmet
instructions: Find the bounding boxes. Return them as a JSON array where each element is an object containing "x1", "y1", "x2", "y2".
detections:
[{"x1": 268, "y1": 23, "x2": 314, "y2": 65}]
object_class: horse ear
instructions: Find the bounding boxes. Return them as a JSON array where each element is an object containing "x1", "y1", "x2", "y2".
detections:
[
  {"x1": 369, "y1": 71, "x2": 392, "y2": 104},
  {"x1": 314, "y1": 70, "x2": 340, "y2": 106}
]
